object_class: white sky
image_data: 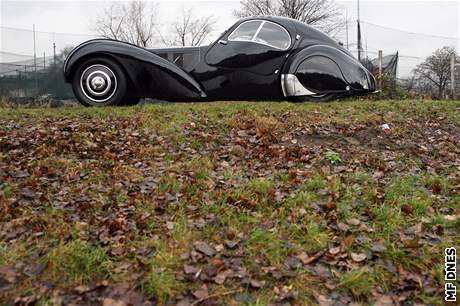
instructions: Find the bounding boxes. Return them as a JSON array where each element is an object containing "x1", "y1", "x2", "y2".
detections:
[{"x1": 1, "y1": 0, "x2": 459, "y2": 76}]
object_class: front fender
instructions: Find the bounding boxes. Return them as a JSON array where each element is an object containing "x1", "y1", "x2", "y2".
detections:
[
  {"x1": 283, "y1": 45, "x2": 375, "y2": 95},
  {"x1": 64, "y1": 39, "x2": 206, "y2": 99}
]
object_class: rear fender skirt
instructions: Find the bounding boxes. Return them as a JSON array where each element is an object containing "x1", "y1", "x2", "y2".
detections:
[{"x1": 64, "y1": 39, "x2": 206, "y2": 99}]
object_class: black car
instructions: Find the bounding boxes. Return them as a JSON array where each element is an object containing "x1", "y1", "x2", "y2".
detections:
[{"x1": 64, "y1": 16, "x2": 376, "y2": 106}]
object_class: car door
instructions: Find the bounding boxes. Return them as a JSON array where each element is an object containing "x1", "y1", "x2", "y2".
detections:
[{"x1": 200, "y1": 20, "x2": 293, "y2": 99}]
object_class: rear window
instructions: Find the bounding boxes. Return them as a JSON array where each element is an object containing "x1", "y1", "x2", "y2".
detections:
[{"x1": 254, "y1": 22, "x2": 291, "y2": 50}]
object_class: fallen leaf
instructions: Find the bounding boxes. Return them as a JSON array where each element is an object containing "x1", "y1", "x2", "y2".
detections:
[
  {"x1": 371, "y1": 241, "x2": 386, "y2": 253},
  {"x1": 192, "y1": 285, "x2": 209, "y2": 300},
  {"x1": 193, "y1": 241, "x2": 216, "y2": 257},
  {"x1": 401, "y1": 204, "x2": 414, "y2": 215},
  {"x1": 0, "y1": 267, "x2": 17, "y2": 283},
  {"x1": 166, "y1": 221, "x2": 174, "y2": 230},
  {"x1": 325, "y1": 201, "x2": 337, "y2": 211},
  {"x1": 350, "y1": 252, "x2": 367, "y2": 262},
  {"x1": 346, "y1": 218, "x2": 361, "y2": 226},
  {"x1": 225, "y1": 240, "x2": 239, "y2": 249},
  {"x1": 316, "y1": 294, "x2": 334, "y2": 306},
  {"x1": 214, "y1": 269, "x2": 232, "y2": 284},
  {"x1": 297, "y1": 251, "x2": 324, "y2": 265},
  {"x1": 343, "y1": 235, "x2": 354, "y2": 248},
  {"x1": 328, "y1": 247, "x2": 341, "y2": 255},
  {"x1": 102, "y1": 298, "x2": 127, "y2": 306},
  {"x1": 210, "y1": 258, "x2": 225, "y2": 269},
  {"x1": 74, "y1": 284, "x2": 92, "y2": 294},
  {"x1": 184, "y1": 264, "x2": 200, "y2": 275},
  {"x1": 443, "y1": 215, "x2": 460, "y2": 221},
  {"x1": 250, "y1": 279, "x2": 266, "y2": 288}
]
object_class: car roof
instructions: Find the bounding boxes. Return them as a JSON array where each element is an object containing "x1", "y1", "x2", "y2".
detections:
[
  {"x1": 237, "y1": 16, "x2": 296, "y2": 31},
  {"x1": 238, "y1": 16, "x2": 335, "y2": 41}
]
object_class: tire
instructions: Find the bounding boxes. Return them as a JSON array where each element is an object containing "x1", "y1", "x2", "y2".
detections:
[
  {"x1": 290, "y1": 94, "x2": 337, "y2": 103},
  {"x1": 71, "y1": 57, "x2": 127, "y2": 106}
]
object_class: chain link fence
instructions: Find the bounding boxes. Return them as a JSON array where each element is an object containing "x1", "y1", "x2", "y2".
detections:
[{"x1": 0, "y1": 26, "x2": 98, "y2": 104}]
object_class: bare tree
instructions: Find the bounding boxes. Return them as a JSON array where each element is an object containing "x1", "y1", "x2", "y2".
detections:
[
  {"x1": 94, "y1": 0, "x2": 158, "y2": 47},
  {"x1": 413, "y1": 46, "x2": 458, "y2": 98},
  {"x1": 234, "y1": 0, "x2": 344, "y2": 35},
  {"x1": 161, "y1": 8, "x2": 215, "y2": 47}
]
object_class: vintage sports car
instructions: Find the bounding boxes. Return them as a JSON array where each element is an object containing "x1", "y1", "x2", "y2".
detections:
[{"x1": 64, "y1": 16, "x2": 376, "y2": 106}]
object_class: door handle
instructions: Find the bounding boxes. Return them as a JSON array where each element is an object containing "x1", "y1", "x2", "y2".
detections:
[{"x1": 218, "y1": 39, "x2": 228, "y2": 45}]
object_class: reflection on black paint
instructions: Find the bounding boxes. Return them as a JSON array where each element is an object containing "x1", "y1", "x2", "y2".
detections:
[{"x1": 296, "y1": 56, "x2": 348, "y2": 92}]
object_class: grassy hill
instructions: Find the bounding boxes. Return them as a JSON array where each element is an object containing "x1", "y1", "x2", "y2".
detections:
[{"x1": 1, "y1": 100, "x2": 459, "y2": 305}]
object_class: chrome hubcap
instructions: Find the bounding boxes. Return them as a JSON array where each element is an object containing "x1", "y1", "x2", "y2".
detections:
[
  {"x1": 80, "y1": 64, "x2": 117, "y2": 103},
  {"x1": 91, "y1": 76, "x2": 105, "y2": 90}
]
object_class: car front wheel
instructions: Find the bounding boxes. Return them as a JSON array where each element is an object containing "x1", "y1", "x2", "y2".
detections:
[{"x1": 72, "y1": 57, "x2": 127, "y2": 106}]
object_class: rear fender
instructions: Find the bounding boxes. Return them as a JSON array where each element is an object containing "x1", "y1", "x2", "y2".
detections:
[
  {"x1": 282, "y1": 45, "x2": 374, "y2": 95},
  {"x1": 64, "y1": 39, "x2": 206, "y2": 99}
]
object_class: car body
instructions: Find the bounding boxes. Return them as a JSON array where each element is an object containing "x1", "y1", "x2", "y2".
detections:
[{"x1": 64, "y1": 16, "x2": 376, "y2": 106}]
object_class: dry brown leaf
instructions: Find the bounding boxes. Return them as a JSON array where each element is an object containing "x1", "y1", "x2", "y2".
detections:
[{"x1": 350, "y1": 252, "x2": 367, "y2": 262}]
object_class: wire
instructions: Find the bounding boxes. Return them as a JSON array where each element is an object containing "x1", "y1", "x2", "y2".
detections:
[
  {"x1": 0, "y1": 50, "x2": 34, "y2": 58},
  {"x1": 360, "y1": 20, "x2": 460, "y2": 41},
  {"x1": 0, "y1": 25, "x2": 96, "y2": 37}
]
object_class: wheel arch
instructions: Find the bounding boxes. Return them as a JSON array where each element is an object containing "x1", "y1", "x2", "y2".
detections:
[
  {"x1": 66, "y1": 52, "x2": 135, "y2": 89},
  {"x1": 64, "y1": 39, "x2": 206, "y2": 100},
  {"x1": 282, "y1": 44, "x2": 374, "y2": 94}
]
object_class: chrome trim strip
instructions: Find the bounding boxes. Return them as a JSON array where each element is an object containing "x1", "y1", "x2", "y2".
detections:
[
  {"x1": 252, "y1": 21, "x2": 265, "y2": 41},
  {"x1": 280, "y1": 74, "x2": 287, "y2": 97},
  {"x1": 280, "y1": 73, "x2": 316, "y2": 97}
]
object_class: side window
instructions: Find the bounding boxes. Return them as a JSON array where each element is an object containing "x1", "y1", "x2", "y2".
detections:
[
  {"x1": 228, "y1": 20, "x2": 291, "y2": 50},
  {"x1": 254, "y1": 22, "x2": 291, "y2": 50},
  {"x1": 228, "y1": 21, "x2": 262, "y2": 42}
]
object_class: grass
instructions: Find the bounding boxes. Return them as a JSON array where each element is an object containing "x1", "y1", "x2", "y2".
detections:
[
  {"x1": 324, "y1": 150, "x2": 342, "y2": 164},
  {"x1": 47, "y1": 240, "x2": 111, "y2": 284},
  {"x1": 0, "y1": 99, "x2": 459, "y2": 305},
  {"x1": 337, "y1": 268, "x2": 376, "y2": 296}
]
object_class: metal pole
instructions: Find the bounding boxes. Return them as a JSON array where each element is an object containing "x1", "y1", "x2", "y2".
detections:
[
  {"x1": 43, "y1": 52, "x2": 46, "y2": 70},
  {"x1": 451, "y1": 53, "x2": 455, "y2": 99},
  {"x1": 357, "y1": 0, "x2": 360, "y2": 22},
  {"x1": 53, "y1": 43, "x2": 56, "y2": 66},
  {"x1": 53, "y1": 32, "x2": 56, "y2": 67},
  {"x1": 357, "y1": 0, "x2": 362, "y2": 61},
  {"x1": 33, "y1": 24, "x2": 37, "y2": 91},
  {"x1": 378, "y1": 50, "x2": 383, "y2": 90}
]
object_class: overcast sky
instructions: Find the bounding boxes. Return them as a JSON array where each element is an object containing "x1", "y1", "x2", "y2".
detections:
[{"x1": 1, "y1": 0, "x2": 459, "y2": 76}]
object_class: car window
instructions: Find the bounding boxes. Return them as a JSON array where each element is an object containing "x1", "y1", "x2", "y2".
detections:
[
  {"x1": 254, "y1": 21, "x2": 291, "y2": 50},
  {"x1": 228, "y1": 21, "x2": 262, "y2": 42}
]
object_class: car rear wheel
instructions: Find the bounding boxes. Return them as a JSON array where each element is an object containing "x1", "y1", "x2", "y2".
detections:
[{"x1": 72, "y1": 57, "x2": 127, "y2": 106}]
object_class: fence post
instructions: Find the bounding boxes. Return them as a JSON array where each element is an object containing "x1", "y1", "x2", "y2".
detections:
[
  {"x1": 378, "y1": 50, "x2": 383, "y2": 90},
  {"x1": 451, "y1": 53, "x2": 455, "y2": 99}
]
